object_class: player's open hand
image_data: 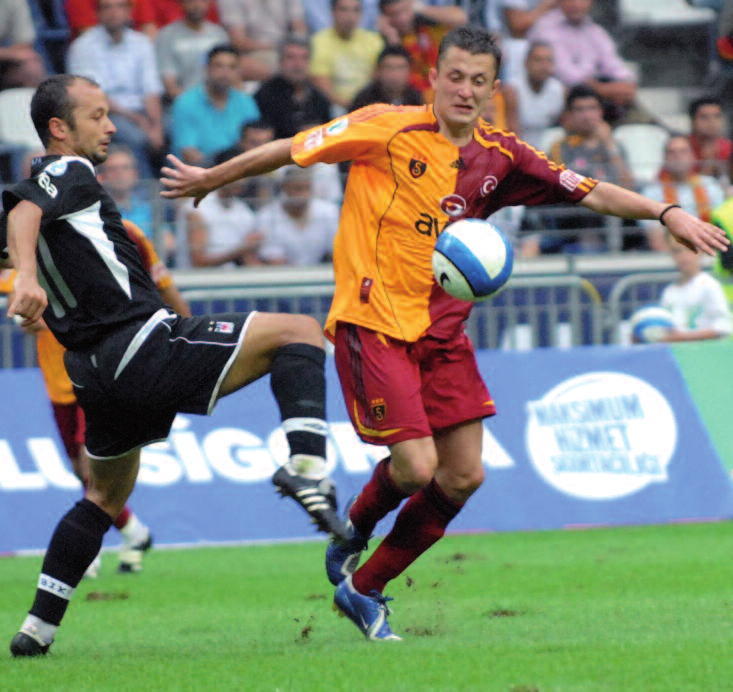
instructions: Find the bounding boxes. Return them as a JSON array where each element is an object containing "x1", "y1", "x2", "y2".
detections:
[
  {"x1": 664, "y1": 207, "x2": 730, "y2": 256},
  {"x1": 160, "y1": 154, "x2": 212, "y2": 207},
  {"x1": 8, "y1": 273, "x2": 47, "y2": 327}
]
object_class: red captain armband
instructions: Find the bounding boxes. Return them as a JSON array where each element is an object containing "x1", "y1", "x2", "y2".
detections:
[{"x1": 659, "y1": 204, "x2": 682, "y2": 227}]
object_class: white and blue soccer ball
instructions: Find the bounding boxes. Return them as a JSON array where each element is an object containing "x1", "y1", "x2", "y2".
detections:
[
  {"x1": 629, "y1": 305, "x2": 675, "y2": 343},
  {"x1": 432, "y1": 219, "x2": 514, "y2": 302}
]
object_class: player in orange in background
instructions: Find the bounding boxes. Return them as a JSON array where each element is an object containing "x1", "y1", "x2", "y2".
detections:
[
  {"x1": 0, "y1": 219, "x2": 190, "y2": 576},
  {"x1": 160, "y1": 27, "x2": 729, "y2": 640}
]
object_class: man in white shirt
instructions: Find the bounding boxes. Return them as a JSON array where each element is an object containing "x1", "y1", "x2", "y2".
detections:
[
  {"x1": 67, "y1": 0, "x2": 164, "y2": 176},
  {"x1": 257, "y1": 166, "x2": 340, "y2": 265}
]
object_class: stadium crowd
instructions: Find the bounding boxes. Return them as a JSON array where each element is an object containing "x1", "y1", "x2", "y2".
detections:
[{"x1": 2, "y1": 0, "x2": 733, "y2": 264}]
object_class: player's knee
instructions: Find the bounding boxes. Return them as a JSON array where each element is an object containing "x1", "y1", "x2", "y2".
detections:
[
  {"x1": 392, "y1": 452, "x2": 438, "y2": 493},
  {"x1": 438, "y1": 465, "x2": 484, "y2": 502},
  {"x1": 279, "y1": 314, "x2": 324, "y2": 349}
]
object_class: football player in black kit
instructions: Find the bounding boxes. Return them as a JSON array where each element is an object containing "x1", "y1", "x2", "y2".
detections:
[{"x1": 4, "y1": 74, "x2": 347, "y2": 657}]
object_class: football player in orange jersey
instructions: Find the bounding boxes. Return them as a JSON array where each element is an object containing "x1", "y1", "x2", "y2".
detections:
[
  {"x1": 1, "y1": 220, "x2": 190, "y2": 576},
  {"x1": 161, "y1": 26, "x2": 729, "y2": 640}
]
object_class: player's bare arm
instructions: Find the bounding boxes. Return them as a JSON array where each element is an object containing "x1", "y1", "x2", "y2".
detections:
[
  {"x1": 160, "y1": 138, "x2": 295, "y2": 206},
  {"x1": 580, "y1": 181, "x2": 730, "y2": 256},
  {"x1": 6, "y1": 200, "x2": 47, "y2": 325}
]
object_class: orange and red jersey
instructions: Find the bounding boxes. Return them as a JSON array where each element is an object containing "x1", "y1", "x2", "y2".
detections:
[
  {"x1": 292, "y1": 105, "x2": 597, "y2": 344},
  {"x1": 1, "y1": 220, "x2": 171, "y2": 404}
]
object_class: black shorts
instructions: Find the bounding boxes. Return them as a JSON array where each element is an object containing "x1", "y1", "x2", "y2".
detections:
[{"x1": 64, "y1": 309, "x2": 255, "y2": 459}]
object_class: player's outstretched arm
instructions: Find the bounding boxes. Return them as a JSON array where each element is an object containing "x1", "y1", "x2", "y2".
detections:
[
  {"x1": 580, "y1": 181, "x2": 730, "y2": 256},
  {"x1": 160, "y1": 138, "x2": 295, "y2": 207},
  {"x1": 7, "y1": 200, "x2": 47, "y2": 325}
]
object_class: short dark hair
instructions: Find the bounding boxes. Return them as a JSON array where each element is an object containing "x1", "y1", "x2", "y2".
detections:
[
  {"x1": 376, "y1": 45, "x2": 412, "y2": 67},
  {"x1": 239, "y1": 119, "x2": 275, "y2": 138},
  {"x1": 378, "y1": 0, "x2": 400, "y2": 11},
  {"x1": 279, "y1": 34, "x2": 311, "y2": 59},
  {"x1": 689, "y1": 96, "x2": 721, "y2": 119},
  {"x1": 526, "y1": 41, "x2": 553, "y2": 59},
  {"x1": 207, "y1": 43, "x2": 239, "y2": 64},
  {"x1": 436, "y1": 27, "x2": 502, "y2": 75},
  {"x1": 332, "y1": 0, "x2": 361, "y2": 9},
  {"x1": 565, "y1": 84, "x2": 602, "y2": 111},
  {"x1": 31, "y1": 74, "x2": 101, "y2": 147}
]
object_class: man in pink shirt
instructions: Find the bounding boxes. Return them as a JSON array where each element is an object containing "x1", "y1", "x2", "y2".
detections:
[{"x1": 527, "y1": 0, "x2": 636, "y2": 122}]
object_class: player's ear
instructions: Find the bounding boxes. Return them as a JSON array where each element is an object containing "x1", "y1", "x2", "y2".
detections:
[
  {"x1": 428, "y1": 66, "x2": 438, "y2": 89},
  {"x1": 48, "y1": 117, "x2": 68, "y2": 141}
]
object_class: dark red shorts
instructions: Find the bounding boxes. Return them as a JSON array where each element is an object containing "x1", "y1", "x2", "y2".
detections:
[
  {"x1": 51, "y1": 401, "x2": 86, "y2": 460},
  {"x1": 334, "y1": 323, "x2": 496, "y2": 446}
]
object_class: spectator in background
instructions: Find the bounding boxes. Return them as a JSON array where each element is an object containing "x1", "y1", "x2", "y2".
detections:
[
  {"x1": 65, "y1": 0, "x2": 158, "y2": 40},
  {"x1": 257, "y1": 166, "x2": 340, "y2": 266},
  {"x1": 67, "y1": 0, "x2": 165, "y2": 176},
  {"x1": 0, "y1": 0, "x2": 47, "y2": 91},
  {"x1": 171, "y1": 44, "x2": 260, "y2": 166},
  {"x1": 499, "y1": 0, "x2": 558, "y2": 82},
  {"x1": 378, "y1": 0, "x2": 467, "y2": 100},
  {"x1": 687, "y1": 97, "x2": 732, "y2": 185},
  {"x1": 307, "y1": 0, "x2": 381, "y2": 32},
  {"x1": 508, "y1": 41, "x2": 565, "y2": 150},
  {"x1": 540, "y1": 85, "x2": 634, "y2": 253},
  {"x1": 149, "y1": 0, "x2": 219, "y2": 26},
  {"x1": 217, "y1": 0, "x2": 307, "y2": 79},
  {"x1": 254, "y1": 36, "x2": 332, "y2": 140},
  {"x1": 350, "y1": 45, "x2": 423, "y2": 110},
  {"x1": 310, "y1": 0, "x2": 384, "y2": 112},
  {"x1": 527, "y1": 0, "x2": 637, "y2": 124},
  {"x1": 481, "y1": 82, "x2": 520, "y2": 134},
  {"x1": 176, "y1": 150, "x2": 261, "y2": 268},
  {"x1": 97, "y1": 145, "x2": 156, "y2": 237},
  {"x1": 654, "y1": 235, "x2": 732, "y2": 342},
  {"x1": 219, "y1": 120, "x2": 278, "y2": 209},
  {"x1": 155, "y1": 0, "x2": 229, "y2": 104},
  {"x1": 641, "y1": 135, "x2": 726, "y2": 252}
]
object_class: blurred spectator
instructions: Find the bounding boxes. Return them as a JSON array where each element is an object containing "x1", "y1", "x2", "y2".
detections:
[
  {"x1": 176, "y1": 149, "x2": 261, "y2": 268},
  {"x1": 254, "y1": 36, "x2": 332, "y2": 140},
  {"x1": 257, "y1": 166, "x2": 340, "y2": 266},
  {"x1": 149, "y1": 0, "x2": 219, "y2": 25},
  {"x1": 350, "y1": 45, "x2": 423, "y2": 110},
  {"x1": 539, "y1": 85, "x2": 634, "y2": 253},
  {"x1": 65, "y1": 0, "x2": 158, "y2": 40},
  {"x1": 508, "y1": 40, "x2": 565, "y2": 150},
  {"x1": 641, "y1": 135, "x2": 726, "y2": 252},
  {"x1": 155, "y1": 0, "x2": 229, "y2": 103},
  {"x1": 219, "y1": 120, "x2": 278, "y2": 209},
  {"x1": 481, "y1": 83, "x2": 520, "y2": 134},
  {"x1": 687, "y1": 97, "x2": 732, "y2": 185},
  {"x1": 97, "y1": 145, "x2": 156, "y2": 237},
  {"x1": 378, "y1": 0, "x2": 467, "y2": 100},
  {"x1": 170, "y1": 44, "x2": 260, "y2": 166},
  {"x1": 499, "y1": 0, "x2": 557, "y2": 82},
  {"x1": 527, "y1": 0, "x2": 637, "y2": 124},
  {"x1": 217, "y1": 0, "x2": 307, "y2": 79},
  {"x1": 710, "y1": 195, "x2": 733, "y2": 309},
  {"x1": 655, "y1": 235, "x2": 732, "y2": 342},
  {"x1": 307, "y1": 0, "x2": 381, "y2": 31},
  {"x1": 67, "y1": 0, "x2": 165, "y2": 176},
  {"x1": 310, "y1": 0, "x2": 384, "y2": 111},
  {"x1": 0, "y1": 0, "x2": 47, "y2": 91}
]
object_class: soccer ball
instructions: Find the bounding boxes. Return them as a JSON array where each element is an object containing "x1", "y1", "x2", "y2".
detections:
[
  {"x1": 629, "y1": 305, "x2": 675, "y2": 343},
  {"x1": 432, "y1": 219, "x2": 514, "y2": 302}
]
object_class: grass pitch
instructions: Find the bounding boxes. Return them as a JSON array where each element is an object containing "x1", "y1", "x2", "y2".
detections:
[{"x1": 2, "y1": 521, "x2": 733, "y2": 692}]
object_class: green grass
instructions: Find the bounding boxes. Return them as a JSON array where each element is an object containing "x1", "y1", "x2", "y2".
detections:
[{"x1": 2, "y1": 522, "x2": 733, "y2": 692}]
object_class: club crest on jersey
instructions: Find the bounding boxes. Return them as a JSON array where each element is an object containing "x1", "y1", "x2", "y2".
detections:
[
  {"x1": 45, "y1": 160, "x2": 68, "y2": 177},
  {"x1": 409, "y1": 157, "x2": 428, "y2": 178},
  {"x1": 480, "y1": 175, "x2": 498, "y2": 197},
  {"x1": 370, "y1": 397, "x2": 387, "y2": 422},
  {"x1": 560, "y1": 169, "x2": 584, "y2": 191},
  {"x1": 304, "y1": 128, "x2": 324, "y2": 150},
  {"x1": 440, "y1": 194, "x2": 467, "y2": 217},
  {"x1": 209, "y1": 320, "x2": 234, "y2": 334}
]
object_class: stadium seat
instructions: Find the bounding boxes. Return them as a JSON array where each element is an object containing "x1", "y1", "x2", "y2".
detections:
[
  {"x1": 619, "y1": 0, "x2": 716, "y2": 26},
  {"x1": 538, "y1": 126, "x2": 564, "y2": 155},
  {"x1": 612, "y1": 123, "x2": 669, "y2": 187},
  {"x1": 0, "y1": 88, "x2": 43, "y2": 182}
]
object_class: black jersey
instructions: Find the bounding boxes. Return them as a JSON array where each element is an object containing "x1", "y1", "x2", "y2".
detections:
[{"x1": 1, "y1": 155, "x2": 165, "y2": 350}]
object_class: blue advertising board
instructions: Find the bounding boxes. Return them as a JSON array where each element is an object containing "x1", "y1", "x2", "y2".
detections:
[{"x1": 1, "y1": 345, "x2": 732, "y2": 553}]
